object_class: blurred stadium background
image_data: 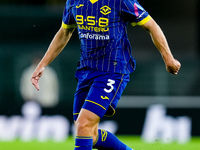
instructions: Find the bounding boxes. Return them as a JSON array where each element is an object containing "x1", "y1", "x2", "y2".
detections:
[{"x1": 0, "y1": 0, "x2": 200, "y2": 149}]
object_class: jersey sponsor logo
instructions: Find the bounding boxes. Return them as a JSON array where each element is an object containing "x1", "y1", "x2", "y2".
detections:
[
  {"x1": 79, "y1": 32, "x2": 110, "y2": 40},
  {"x1": 101, "y1": 96, "x2": 109, "y2": 100},
  {"x1": 78, "y1": 25, "x2": 109, "y2": 32},
  {"x1": 76, "y1": 15, "x2": 109, "y2": 32},
  {"x1": 76, "y1": 15, "x2": 109, "y2": 27},
  {"x1": 76, "y1": 4, "x2": 84, "y2": 8},
  {"x1": 100, "y1": 5, "x2": 111, "y2": 15}
]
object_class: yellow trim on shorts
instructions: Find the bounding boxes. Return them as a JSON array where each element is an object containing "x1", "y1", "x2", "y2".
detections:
[
  {"x1": 85, "y1": 100, "x2": 106, "y2": 110},
  {"x1": 62, "y1": 21, "x2": 77, "y2": 29},
  {"x1": 131, "y1": 15, "x2": 151, "y2": 27}
]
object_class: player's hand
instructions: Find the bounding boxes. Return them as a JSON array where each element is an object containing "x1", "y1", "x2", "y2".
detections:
[
  {"x1": 165, "y1": 58, "x2": 181, "y2": 75},
  {"x1": 31, "y1": 66, "x2": 45, "y2": 91}
]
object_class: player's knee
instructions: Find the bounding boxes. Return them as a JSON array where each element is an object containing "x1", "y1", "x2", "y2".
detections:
[
  {"x1": 76, "y1": 118, "x2": 93, "y2": 135},
  {"x1": 76, "y1": 116, "x2": 99, "y2": 137}
]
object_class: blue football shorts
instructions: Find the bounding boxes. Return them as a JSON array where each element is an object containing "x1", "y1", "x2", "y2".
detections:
[{"x1": 73, "y1": 67, "x2": 130, "y2": 121}]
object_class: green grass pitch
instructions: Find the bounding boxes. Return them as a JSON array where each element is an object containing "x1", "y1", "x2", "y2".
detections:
[{"x1": 0, "y1": 136, "x2": 199, "y2": 150}]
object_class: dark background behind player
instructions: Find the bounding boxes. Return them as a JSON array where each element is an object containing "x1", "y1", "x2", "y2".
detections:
[{"x1": 0, "y1": 0, "x2": 199, "y2": 136}]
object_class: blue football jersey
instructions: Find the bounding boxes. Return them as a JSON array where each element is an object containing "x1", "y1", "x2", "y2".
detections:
[{"x1": 62, "y1": 0, "x2": 151, "y2": 74}]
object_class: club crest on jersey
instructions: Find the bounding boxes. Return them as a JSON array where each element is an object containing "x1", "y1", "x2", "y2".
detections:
[
  {"x1": 76, "y1": 4, "x2": 84, "y2": 8},
  {"x1": 100, "y1": 5, "x2": 111, "y2": 15}
]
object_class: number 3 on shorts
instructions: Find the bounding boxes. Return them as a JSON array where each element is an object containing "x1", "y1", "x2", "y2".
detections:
[{"x1": 104, "y1": 79, "x2": 115, "y2": 93}]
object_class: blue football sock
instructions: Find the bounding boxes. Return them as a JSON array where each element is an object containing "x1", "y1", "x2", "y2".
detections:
[
  {"x1": 93, "y1": 129, "x2": 132, "y2": 150},
  {"x1": 74, "y1": 136, "x2": 93, "y2": 150}
]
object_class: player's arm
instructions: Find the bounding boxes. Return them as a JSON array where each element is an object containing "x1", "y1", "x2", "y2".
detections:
[
  {"x1": 141, "y1": 18, "x2": 181, "y2": 75},
  {"x1": 31, "y1": 26, "x2": 75, "y2": 90}
]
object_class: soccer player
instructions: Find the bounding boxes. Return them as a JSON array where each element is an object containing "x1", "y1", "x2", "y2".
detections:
[{"x1": 31, "y1": 0, "x2": 181, "y2": 150}]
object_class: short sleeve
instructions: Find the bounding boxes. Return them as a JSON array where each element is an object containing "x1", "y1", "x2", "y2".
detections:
[
  {"x1": 62, "y1": 0, "x2": 77, "y2": 29},
  {"x1": 121, "y1": 0, "x2": 151, "y2": 26}
]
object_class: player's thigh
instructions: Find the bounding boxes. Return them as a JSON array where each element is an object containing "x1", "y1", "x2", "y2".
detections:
[
  {"x1": 82, "y1": 73, "x2": 129, "y2": 119},
  {"x1": 76, "y1": 108, "x2": 100, "y2": 137},
  {"x1": 77, "y1": 108, "x2": 100, "y2": 126}
]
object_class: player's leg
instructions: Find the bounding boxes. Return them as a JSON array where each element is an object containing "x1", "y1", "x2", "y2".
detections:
[
  {"x1": 85, "y1": 72, "x2": 132, "y2": 150},
  {"x1": 73, "y1": 68, "x2": 100, "y2": 150},
  {"x1": 94, "y1": 74, "x2": 132, "y2": 150},
  {"x1": 75, "y1": 108, "x2": 100, "y2": 140},
  {"x1": 74, "y1": 68, "x2": 133, "y2": 150},
  {"x1": 75, "y1": 105, "x2": 133, "y2": 150},
  {"x1": 93, "y1": 129, "x2": 133, "y2": 150},
  {"x1": 74, "y1": 108, "x2": 100, "y2": 150}
]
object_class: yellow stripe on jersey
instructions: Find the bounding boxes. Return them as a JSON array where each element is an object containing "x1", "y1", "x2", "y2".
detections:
[
  {"x1": 131, "y1": 15, "x2": 152, "y2": 27},
  {"x1": 62, "y1": 21, "x2": 77, "y2": 29},
  {"x1": 85, "y1": 100, "x2": 106, "y2": 110}
]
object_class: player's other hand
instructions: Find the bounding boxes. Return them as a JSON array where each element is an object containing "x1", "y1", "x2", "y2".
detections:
[
  {"x1": 31, "y1": 66, "x2": 45, "y2": 91},
  {"x1": 165, "y1": 58, "x2": 181, "y2": 75}
]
